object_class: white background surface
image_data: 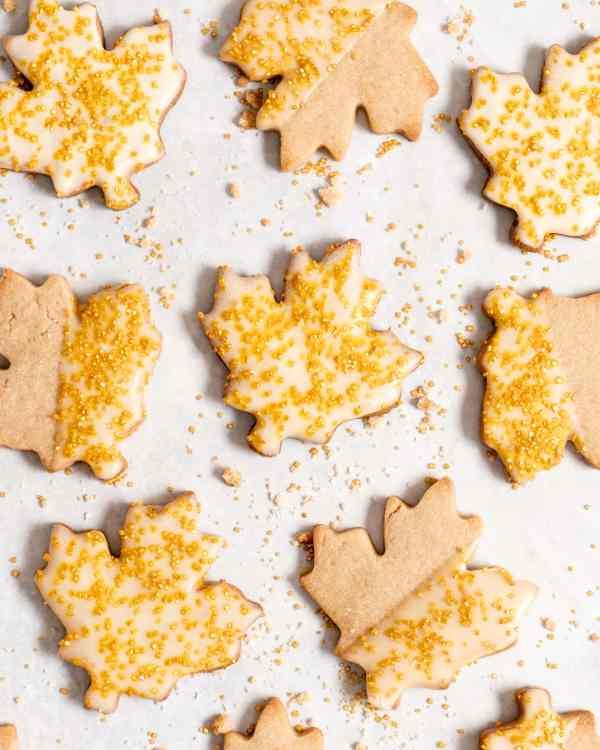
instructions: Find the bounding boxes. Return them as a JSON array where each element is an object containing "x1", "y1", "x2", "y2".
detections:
[{"x1": 1, "y1": 0, "x2": 600, "y2": 748}]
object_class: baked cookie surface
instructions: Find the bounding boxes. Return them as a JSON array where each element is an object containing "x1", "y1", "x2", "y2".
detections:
[
  {"x1": 0, "y1": 270, "x2": 161, "y2": 481},
  {"x1": 481, "y1": 688, "x2": 600, "y2": 750},
  {"x1": 480, "y1": 287, "x2": 600, "y2": 484},
  {"x1": 460, "y1": 40, "x2": 600, "y2": 252},
  {"x1": 35, "y1": 493, "x2": 263, "y2": 713},
  {"x1": 221, "y1": 0, "x2": 438, "y2": 170},
  {"x1": 200, "y1": 240, "x2": 423, "y2": 456},
  {"x1": 223, "y1": 698, "x2": 323, "y2": 749},
  {"x1": 0, "y1": 0, "x2": 186, "y2": 208},
  {"x1": 301, "y1": 478, "x2": 537, "y2": 710}
]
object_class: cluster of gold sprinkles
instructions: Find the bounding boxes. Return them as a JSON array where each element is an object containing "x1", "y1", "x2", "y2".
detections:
[
  {"x1": 35, "y1": 495, "x2": 262, "y2": 714},
  {"x1": 220, "y1": 0, "x2": 388, "y2": 129},
  {"x1": 460, "y1": 41, "x2": 600, "y2": 250},
  {"x1": 0, "y1": 0, "x2": 185, "y2": 208},
  {"x1": 200, "y1": 241, "x2": 422, "y2": 456},
  {"x1": 480, "y1": 288, "x2": 575, "y2": 484},
  {"x1": 482, "y1": 690, "x2": 573, "y2": 750},
  {"x1": 54, "y1": 285, "x2": 161, "y2": 481}
]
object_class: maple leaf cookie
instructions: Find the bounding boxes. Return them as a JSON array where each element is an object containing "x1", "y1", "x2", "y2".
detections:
[
  {"x1": 0, "y1": 270, "x2": 160, "y2": 481},
  {"x1": 36, "y1": 493, "x2": 263, "y2": 714},
  {"x1": 0, "y1": 0, "x2": 185, "y2": 209},
  {"x1": 221, "y1": 1, "x2": 438, "y2": 171},
  {"x1": 480, "y1": 287, "x2": 600, "y2": 484},
  {"x1": 199, "y1": 240, "x2": 423, "y2": 456},
  {"x1": 222, "y1": 698, "x2": 324, "y2": 750},
  {"x1": 481, "y1": 688, "x2": 600, "y2": 750},
  {"x1": 460, "y1": 40, "x2": 600, "y2": 252},
  {"x1": 301, "y1": 478, "x2": 537, "y2": 710},
  {"x1": 0, "y1": 727, "x2": 17, "y2": 750}
]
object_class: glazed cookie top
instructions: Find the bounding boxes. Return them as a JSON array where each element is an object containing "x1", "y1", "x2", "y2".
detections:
[
  {"x1": 200, "y1": 240, "x2": 422, "y2": 456},
  {"x1": 35, "y1": 494, "x2": 263, "y2": 714},
  {"x1": 221, "y1": 1, "x2": 437, "y2": 170},
  {"x1": 0, "y1": 271, "x2": 161, "y2": 481},
  {"x1": 223, "y1": 698, "x2": 324, "y2": 750},
  {"x1": 301, "y1": 479, "x2": 537, "y2": 710},
  {"x1": 481, "y1": 287, "x2": 600, "y2": 484},
  {"x1": 481, "y1": 688, "x2": 600, "y2": 750},
  {"x1": 222, "y1": 0, "x2": 389, "y2": 130},
  {"x1": 460, "y1": 40, "x2": 600, "y2": 251},
  {"x1": 0, "y1": 0, "x2": 185, "y2": 208}
]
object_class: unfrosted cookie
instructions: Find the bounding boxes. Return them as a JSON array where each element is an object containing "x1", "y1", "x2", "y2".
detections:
[
  {"x1": 35, "y1": 493, "x2": 263, "y2": 714},
  {"x1": 221, "y1": 1, "x2": 438, "y2": 171},
  {"x1": 301, "y1": 478, "x2": 537, "y2": 710},
  {"x1": 480, "y1": 287, "x2": 600, "y2": 484},
  {"x1": 460, "y1": 40, "x2": 600, "y2": 252},
  {"x1": 0, "y1": 727, "x2": 17, "y2": 750},
  {"x1": 481, "y1": 688, "x2": 600, "y2": 750},
  {"x1": 222, "y1": 698, "x2": 323, "y2": 749},
  {"x1": 0, "y1": 270, "x2": 160, "y2": 481},
  {"x1": 199, "y1": 240, "x2": 423, "y2": 456},
  {"x1": 0, "y1": 0, "x2": 186, "y2": 209}
]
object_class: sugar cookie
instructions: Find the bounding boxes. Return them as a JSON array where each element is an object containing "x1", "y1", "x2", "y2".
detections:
[
  {"x1": 460, "y1": 40, "x2": 600, "y2": 252},
  {"x1": 481, "y1": 688, "x2": 600, "y2": 750},
  {"x1": 0, "y1": 0, "x2": 186, "y2": 208},
  {"x1": 199, "y1": 240, "x2": 423, "y2": 456},
  {"x1": 0, "y1": 727, "x2": 17, "y2": 750},
  {"x1": 0, "y1": 270, "x2": 160, "y2": 481},
  {"x1": 222, "y1": 698, "x2": 323, "y2": 749},
  {"x1": 301, "y1": 478, "x2": 537, "y2": 710},
  {"x1": 481, "y1": 287, "x2": 600, "y2": 484},
  {"x1": 221, "y1": 1, "x2": 438, "y2": 170},
  {"x1": 35, "y1": 493, "x2": 263, "y2": 713}
]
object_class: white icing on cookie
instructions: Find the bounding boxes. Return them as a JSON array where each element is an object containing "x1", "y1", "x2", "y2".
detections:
[
  {"x1": 201, "y1": 241, "x2": 422, "y2": 456},
  {"x1": 35, "y1": 494, "x2": 263, "y2": 714},
  {"x1": 345, "y1": 552, "x2": 536, "y2": 710},
  {"x1": 482, "y1": 689, "x2": 577, "y2": 750},
  {"x1": 460, "y1": 42, "x2": 600, "y2": 250},
  {"x1": 53, "y1": 284, "x2": 161, "y2": 481},
  {"x1": 221, "y1": 0, "x2": 388, "y2": 130},
  {"x1": 0, "y1": 0, "x2": 185, "y2": 208},
  {"x1": 481, "y1": 288, "x2": 576, "y2": 484}
]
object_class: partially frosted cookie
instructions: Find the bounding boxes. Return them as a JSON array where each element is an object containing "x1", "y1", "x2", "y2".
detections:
[
  {"x1": 481, "y1": 287, "x2": 600, "y2": 484},
  {"x1": 481, "y1": 688, "x2": 600, "y2": 750},
  {"x1": 221, "y1": 1, "x2": 438, "y2": 171},
  {"x1": 0, "y1": 270, "x2": 160, "y2": 481},
  {"x1": 36, "y1": 493, "x2": 263, "y2": 714},
  {"x1": 0, "y1": 0, "x2": 186, "y2": 209},
  {"x1": 460, "y1": 40, "x2": 600, "y2": 252},
  {"x1": 301, "y1": 478, "x2": 537, "y2": 710},
  {"x1": 222, "y1": 698, "x2": 323, "y2": 749},
  {"x1": 200, "y1": 240, "x2": 423, "y2": 456},
  {"x1": 0, "y1": 727, "x2": 17, "y2": 750}
]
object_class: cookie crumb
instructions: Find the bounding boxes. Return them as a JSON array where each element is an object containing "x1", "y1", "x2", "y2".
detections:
[
  {"x1": 210, "y1": 713, "x2": 233, "y2": 734},
  {"x1": 227, "y1": 182, "x2": 241, "y2": 199},
  {"x1": 222, "y1": 467, "x2": 241, "y2": 487}
]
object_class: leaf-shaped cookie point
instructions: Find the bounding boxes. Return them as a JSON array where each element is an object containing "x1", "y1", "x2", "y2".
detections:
[
  {"x1": 0, "y1": 727, "x2": 17, "y2": 750},
  {"x1": 221, "y1": 1, "x2": 438, "y2": 171},
  {"x1": 481, "y1": 688, "x2": 600, "y2": 750},
  {"x1": 480, "y1": 287, "x2": 600, "y2": 484},
  {"x1": 459, "y1": 40, "x2": 600, "y2": 252},
  {"x1": 0, "y1": 269, "x2": 161, "y2": 481},
  {"x1": 301, "y1": 478, "x2": 537, "y2": 710},
  {"x1": 35, "y1": 493, "x2": 263, "y2": 714},
  {"x1": 199, "y1": 240, "x2": 423, "y2": 456},
  {"x1": 0, "y1": 0, "x2": 186, "y2": 209},
  {"x1": 223, "y1": 698, "x2": 324, "y2": 750}
]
